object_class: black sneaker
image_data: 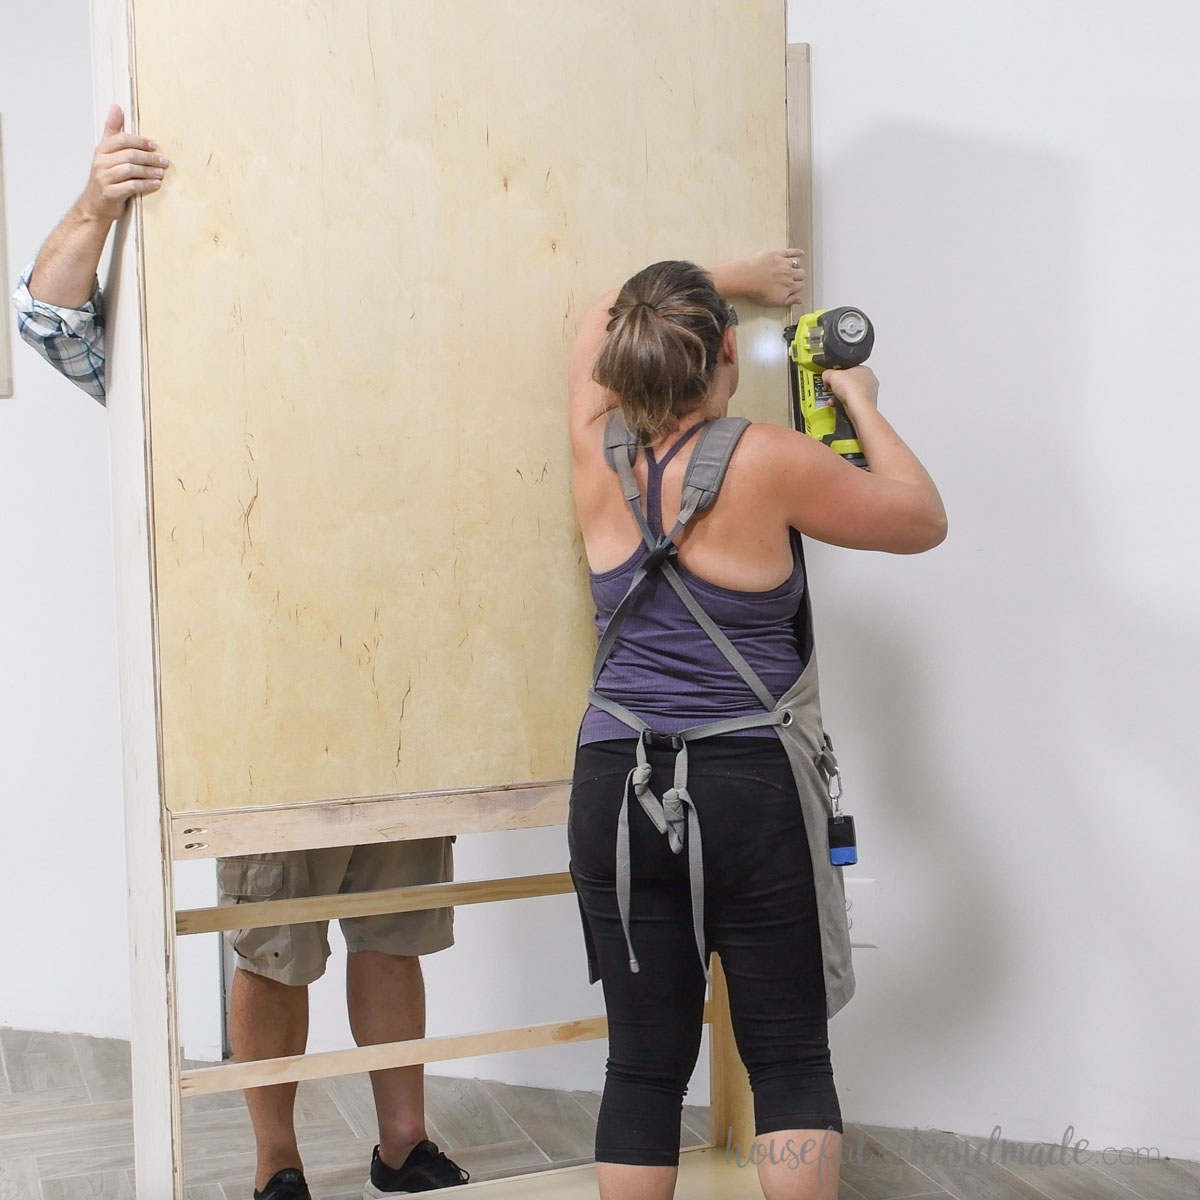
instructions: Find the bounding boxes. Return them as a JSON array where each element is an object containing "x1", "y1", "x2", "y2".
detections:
[
  {"x1": 253, "y1": 1167, "x2": 312, "y2": 1200},
  {"x1": 364, "y1": 1141, "x2": 470, "y2": 1195}
]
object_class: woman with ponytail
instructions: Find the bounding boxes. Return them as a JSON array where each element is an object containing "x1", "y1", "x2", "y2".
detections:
[{"x1": 567, "y1": 251, "x2": 945, "y2": 1200}]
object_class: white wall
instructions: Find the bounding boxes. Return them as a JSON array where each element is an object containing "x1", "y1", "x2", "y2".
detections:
[
  {"x1": 1, "y1": 3, "x2": 230, "y2": 1063},
  {"x1": 789, "y1": 0, "x2": 1200, "y2": 1160},
  {"x1": 0, "y1": 3, "x2": 132, "y2": 1040}
]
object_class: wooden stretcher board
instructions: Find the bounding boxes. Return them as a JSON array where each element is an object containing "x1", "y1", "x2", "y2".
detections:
[{"x1": 118, "y1": 0, "x2": 789, "y2": 815}]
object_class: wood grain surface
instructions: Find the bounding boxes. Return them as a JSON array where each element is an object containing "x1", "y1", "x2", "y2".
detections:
[{"x1": 128, "y1": 0, "x2": 789, "y2": 812}]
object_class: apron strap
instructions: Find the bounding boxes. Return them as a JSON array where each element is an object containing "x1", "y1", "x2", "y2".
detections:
[{"x1": 591, "y1": 411, "x2": 785, "y2": 982}]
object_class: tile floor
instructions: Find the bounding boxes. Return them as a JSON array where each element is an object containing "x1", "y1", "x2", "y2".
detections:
[{"x1": 1, "y1": 1028, "x2": 1196, "y2": 1199}]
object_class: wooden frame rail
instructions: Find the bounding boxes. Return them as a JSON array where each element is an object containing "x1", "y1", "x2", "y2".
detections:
[
  {"x1": 182, "y1": 1003, "x2": 713, "y2": 1097},
  {"x1": 176, "y1": 871, "x2": 573, "y2": 935},
  {"x1": 170, "y1": 782, "x2": 570, "y2": 860},
  {"x1": 182, "y1": 1014, "x2": 622, "y2": 1096}
]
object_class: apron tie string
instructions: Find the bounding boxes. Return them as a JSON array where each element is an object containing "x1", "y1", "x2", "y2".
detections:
[{"x1": 615, "y1": 737, "x2": 708, "y2": 982}]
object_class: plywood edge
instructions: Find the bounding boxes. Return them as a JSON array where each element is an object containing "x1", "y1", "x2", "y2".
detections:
[
  {"x1": 91, "y1": 0, "x2": 182, "y2": 1196},
  {"x1": 170, "y1": 780, "x2": 571, "y2": 859},
  {"x1": 786, "y1": 43, "x2": 816, "y2": 310}
]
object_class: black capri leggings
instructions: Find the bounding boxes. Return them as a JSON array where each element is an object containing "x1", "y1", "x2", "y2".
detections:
[{"x1": 568, "y1": 735, "x2": 842, "y2": 1167}]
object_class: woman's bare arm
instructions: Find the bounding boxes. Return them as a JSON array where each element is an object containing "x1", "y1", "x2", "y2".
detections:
[{"x1": 765, "y1": 366, "x2": 947, "y2": 553}]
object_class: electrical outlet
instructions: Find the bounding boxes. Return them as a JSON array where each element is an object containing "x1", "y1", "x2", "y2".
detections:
[{"x1": 844, "y1": 877, "x2": 878, "y2": 948}]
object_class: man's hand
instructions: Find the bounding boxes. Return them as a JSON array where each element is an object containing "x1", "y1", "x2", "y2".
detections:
[
  {"x1": 78, "y1": 104, "x2": 169, "y2": 224},
  {"x1": 25, "y1": 104, "x2": 168, "y2": 308}
]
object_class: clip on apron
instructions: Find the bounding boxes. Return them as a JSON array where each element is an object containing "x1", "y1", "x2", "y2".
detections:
[{"x1": 816, "y1": 734, "x2": 858, "y2": 866}]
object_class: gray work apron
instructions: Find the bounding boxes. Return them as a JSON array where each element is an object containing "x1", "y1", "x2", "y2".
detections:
[{"x1": 576, "y1": 413, "x2": 856, "y2": 1020}]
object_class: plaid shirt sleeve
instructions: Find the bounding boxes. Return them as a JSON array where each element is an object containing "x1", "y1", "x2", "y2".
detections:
[{"x1": 10, "y1": 261, "x2": 107, "y2": 404}]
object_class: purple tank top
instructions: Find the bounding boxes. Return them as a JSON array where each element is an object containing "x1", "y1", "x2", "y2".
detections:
[{"x1": 579, "y1": 422, "x2": 807, "y2": 745}]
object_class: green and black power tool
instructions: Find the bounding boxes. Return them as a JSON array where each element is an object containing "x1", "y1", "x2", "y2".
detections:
[{"x1": 784, "y1": 307, "x2": 874, "y2": 470}]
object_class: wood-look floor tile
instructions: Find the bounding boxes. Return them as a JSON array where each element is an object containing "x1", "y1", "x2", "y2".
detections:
[
  {"x1": 320, "y1": 1074, "x2": 378, "y2": 1142},
  {"x1": 448, "y1": 1137, "x2": 553, "y2": 1182},
  {"x1": 0, "y1": 1086, "x2": 92, "y2": 1117},
  {"x1": 292, "y1": 1080, "x2": 352, "y2": 1130},
  {"x1": 836, "y1": 1125, "x2": 951, "y2": 1200},
  {"x1": 181, "y1": 1107, "x2": 353, "y2": 1174},
  {"x1": 1171, "y1": 1158, "x2": 1200, "y2": 1185},
  {"x1": 1087, "y1": 1154, "x2": 1200, "y2": 1200},
  {"x1": 31, "y1": 1145, "x2": 135, "y2": 1185},
  {"x1": 183, "y1": 1123, "x2": 367, "y2": 1190},
  {"x1": 482, "y1": 1080, "x2": 597, "y2": 1163},
  {"x1": 866, "y1": 1122, "x2": 1122, "y2": 1200},
  {"x1": 294, "y1": 1145, "x2": 380, "y2": 1199},
  {"x1": 680, "y1": 1104, "x2": 713, "y2": 1146},
  {"x1": 181, "y1": 1088, "x2": 248, "y2": 1116},
  {"x1": 117, "y1": 1183, "x2": 228, "y2": 1200},
  {"x1": 0, "y1": 1099, "x2": 133, "y2": 1162},
  {"x1": 70, "y1": 1038, "x2": 132, "y2": 1106},
  {"x1": 181, "y1": 1106, "x2": 256, "y2": 1164},
  {"x1": 187, "y1": 1136, "x2": 374, "y2": 1194},
  {"x1": 422, "y1": 1077, "x2": 527, "y2": 1152},
  {"x1": 955, "y1": 1131, "x2": 1164, "y2": 1200},
  {"x1": 0, "y1": 1031, "x2": 85, "y2": 1094},
  {"x1": 183, "y1": 1084, "x2": 352, "y2": 1146},
  {"x1": 321, "y1": 1072, "x2": 453, "y2": 1148},
  {"x1": 41, "y1": 1169, "x2": 134, "y2": 1199},
  {"x1": 179, "y1": 1152, "x2": 260, "y2": 1195},
  {"x1": 567, "y1": 1090, "x2": 599, "y2": 1119},
  {"x1": 157, "y1": 1073, "x2": 340, "y2": 1146},
  {"x1": 0, "y1": 1155, "x2": 43, "y2": 1200}
]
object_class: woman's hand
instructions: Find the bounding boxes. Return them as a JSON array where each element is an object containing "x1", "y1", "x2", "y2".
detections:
[
  {"x1": 822, "y1": 365, "x2": 879, "y2": 421},
  {"x1": 710, "y1": 249, "x2": 807, "y2": 308}
]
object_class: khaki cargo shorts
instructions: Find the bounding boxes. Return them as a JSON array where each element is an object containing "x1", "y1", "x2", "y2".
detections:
[{"x1": 216, "y1": 837, "x2": 454, "y2": 986}]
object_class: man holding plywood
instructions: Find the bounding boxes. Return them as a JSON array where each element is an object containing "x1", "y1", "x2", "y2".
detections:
[{"x1": 11, "y1": 105, "x2": 467, "y2": 1200}]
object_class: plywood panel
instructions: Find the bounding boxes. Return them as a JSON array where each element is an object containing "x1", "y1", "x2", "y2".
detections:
[{"x1": 133, "y1": 0, "x2": 788, "y2": 812}]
